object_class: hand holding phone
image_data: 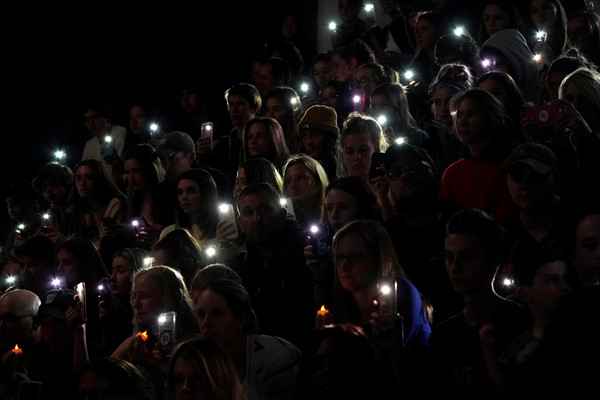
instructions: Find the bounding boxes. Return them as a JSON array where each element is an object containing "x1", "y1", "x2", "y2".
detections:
[
  {"x1": 369, "y1": 152, "x2": 386, "y2": 181},
  {"x1": 157, "y1": 311, "x2": 177, "y2": 355},
  {"x1": 218, "y1": 203, "x2": 238, "y2": 240},
  {"x1": 522, "y1": 101, "x2": 564, "y2": 128},
  {"x1": 75, "y1": 282, "x2": 87, "y2": 324}
]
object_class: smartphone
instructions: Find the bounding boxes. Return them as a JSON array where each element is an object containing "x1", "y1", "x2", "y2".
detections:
[
  {"x1": 157, "y1": 311, "x2": 177, "y2": 355},
  {"x1": 369, "y1": 152, "x2": 386, "y2": 181},
  {"x1": 75, "y1": 282, "x2": 87, "y2": 324},
  {"x1": 377, "y1": 278, "x2": 397, "y2": 328},
  {"x1": 307, "y1": 224, "x2": 329, "y2": 260},
  {"x1": 218, "y1": 203, "x2": 238, "y2": 240},
  {"x1": 97, "y1": 277, "x2": 111, "y2": 309},
  {"x1": 17, "y1": 381, "x2": 43, "y2": 400},
  {"x1": 131, "y1": 217, "x2": 147, "y2": 233},
  {"x1": 523, "y1": 101, "x2": 564, "y2": 128},
  {"x1": 280, "y1": 197, "x2": 296, "y2": 220},
  {"x1": 202, "y1": 122, "x2": 213, "y2": 148}
]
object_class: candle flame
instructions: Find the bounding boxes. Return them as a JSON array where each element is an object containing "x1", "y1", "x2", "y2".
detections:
[
  {"x1": 317, "y1": 305, "x2": 329, "y2": 316},
  {"x1": 136, "y1": 331, "x2": 149, "y2": 341},
  {"x1": 12, "y1": 344, "x2": 22, "y2": 354}
]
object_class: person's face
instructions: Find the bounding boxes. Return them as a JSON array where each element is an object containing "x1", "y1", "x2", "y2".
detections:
[
  {"x1": 257, "y1": 64, "x2": 277, "y2": 96},
  {"x1": 233, "y1": 167, "x2": 246, "y2": 200},
  {"x1": 6, "y1": 199, "x2": 23, "y2": 221},
  {"x1": 380, "y1": 0, "x2": 398, "y2": 15},
  {"x1": 478, "y1": 79, "x2": 509, "y2": 107},
  {"x1": 110, "y1": 255, "x2": 134, "y2": 298},
  {"x1": 560, "y1": 81, "x2": 600, "y2": 129},
  {"x1": 301, "y1": 130, "x2": 325, "y2": 159},
  {"x1": 338, "y1": 0, "x2": 361, "y2": 23},
  {"x1": 39, "y1": 315, "x2": 73, "y2": 354},
  {"x1": 335, "y1": 232, "x2": 377, "y2": 293},
  {"x1": 42, "y1": 182, "x2": 67, "y2": 206},
  {"x1": 575, "y1": 214, "x2": 600, "y2": 285},
  {"x1": 129, "y1": 105, "x2": 147, "y2": 134},
  {"x1": 414, "y1": 18, "x2": 436, "y2": 49},
  {"x1": 227, "y1": 94, "x2": 257, "y2": 128},
  {"x1": 19, "y1": 256, "x2": 51, "y2": 293},
  {"x1": 195, "y1": 289, "x2": 245, "y2": 346},
  {"x1": 264, "y1": 98, "x2": 287, "y2": 123},
  {"x1": 124, "y1": 158, "x2": 145, "y2": 192},
  {"x1": 83, "y1": 110, "x2": 107, "y2": 135},
  {"x1": 530, "y1": 0, "x2": 558, "y2": 31},
  {"x1": 484, "y1": 3, "x2": 510, "y2": 38},
  {"x1": 453, "y1": 98, "x2": 487, "y2": 145},
  {"x1": 246, "y1": 122, "x2": 271, "y2": 158},
  {"x1": 432, "y1": 87, "x2": 455, "y2": 126},
  {"x1": 130, "y1": 276, "x2": 163, "y2": 329},
  {"x1": 507, "y1": 164, "x2": 556, "y2": 210},
  {"x1": 546, "y1": 71, "x2": 566, "y2": 101},
  {"x1": 237, "y1": 192, "x2": 284, "y2": 246},
  {"x1": 444, "y1": 233, "x2": 496, "y2": 294},
  {"x1": 313, "y1": 60, "x2": 333, "y2": 88},
  {"x1": 388, "y1": 152, "x2": 436, "y2": 202},
  {"x1": 369, "y1": 93, "x2": 395, "y2": 126},
  {"x1": 152, "y1": 249, "x2": 173, "y2": 269},
  {"x1": 0, "y1": 296, "x2": 36, "y2": 351},
  {"x1": 162, "y1": 151, "x2": 193, "y2": 181},
  {"x1": 319, "y1": 86, "x2": 341, "y2": 109},
  {"x1": 351, "y1": 68, "x2": 377, "y2": 97},
  {"x1": 331, "y1": 54, "x2": 355, "y2": 83},
  {"x1": 519, "y1": 260, "x2": 571, "y2": 312},
  {"x1": 567, "y1": 16, "x2": 592, "y2": 51},
  {"x1": 57, "y1": 248, "x2": 79, "y2": 289},
  {"x1": 75, "y1": 165, "x2": 96, "y2": 199},
  {"x1": 325, "y1": 189, "x2": 359, "y2": 232},
  {"x1": 172, "y1": 355, "x2": 208, "y2": 400},
  {"x1": 180, "y1": 89, "x2": 199, "y2": 114},
  {"x1": 342, "y1": 132, "x2": 375, "y2": 179},
  {"x1": 284, "y1": 164, "x2": 319, "y2": 205},
  {"x1": 177, "y1": 178, "x2": 201, "y2": 217},
  {"x1": 78, "y1": 371, "x2": 112, "y2": 400}
]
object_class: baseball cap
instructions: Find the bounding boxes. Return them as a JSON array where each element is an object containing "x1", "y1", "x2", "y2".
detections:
[
  {"x1": 38, "y1": 289, "x2": 76, "y2": 319},
  {"x1": 156, "y1": 131, "x2": 196, "y2": 158},
  {"x1": 384, "y1": 142, "x2": 438, "y2": 175},
  {"x1": 298, "y1": 105, "x2": 339, "y2": 137},
  {"x1": 508, "y1": 142, "x2": 558, "y2": 175}
]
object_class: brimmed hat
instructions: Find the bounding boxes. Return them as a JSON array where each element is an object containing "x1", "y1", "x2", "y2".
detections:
[
  {"x1": 384, "y1": 142, "x2": 438, "y2": 175},
  {"x1": 298, "y1": 105, "x2": 339, "y2": 136},
  {"x1": 156, "y1": 131, "x2": 195, "y2": 158},
  {"x1": 38, "y1": 289, "x2": 76, "y2": 319},
  {"x1": 508, "y1": 142, "x2": 558, "y2": 175}
]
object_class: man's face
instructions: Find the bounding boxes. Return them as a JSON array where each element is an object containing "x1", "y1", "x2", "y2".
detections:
[
  {"x1": 388, "y1": 151, "x2": 436, "y2": 205},
  {"x1": 39, "y1": 315, "x2": 73, "y2": 354},
  {"x1": 180, "y1": 89, "x2": 199, "y2": 114},
  {"x1": 0, "y1": 295, "x2": 37, "y2": 351},
  {"x1": 227, "y1": 94, "x2": 257, "y2": 128},
  {"x1": 161, "y1": 151, "x2": 193, "y2": 180},
  {"x1": 19, "y1": 256, "x2": 52, "y2": 293},
  {"x1": 237, "y1": 192, "x2": 284, "y2": 246},
  {"x1": 83, "y1": 110, "x2": 107, "y2": 135},
  {"x1": 42, "y1": 183, "x2": 67, "y2": 205},
  {"x1": 444, "y1": 233, "x2": 496, "y2": 295},
  {"x1": 575, "y1": 214, "x2": 600, "y2": 285}
]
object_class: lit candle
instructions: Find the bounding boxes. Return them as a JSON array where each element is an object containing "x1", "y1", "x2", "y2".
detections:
[
  {"x1": 136, "y1": 331, "x2": 149, "y2": 341},
  {"x1": 12, "y1": 344, "x2": 22, "y2": 354},
  {"x1": 317, "y1": 305, "x2": 329, "y2": 316}
]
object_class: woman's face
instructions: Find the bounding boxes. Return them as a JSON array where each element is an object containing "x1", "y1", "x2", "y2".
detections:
[
  {"x1": 331, "y1": 54, "x2": 356, "y2": 83},
  {"x1": 319, "y1": 85, "x2": 341, "y2": 110},
  {"x1": 110, "y1": 255, "x2": 134, "y2": 297},
  {"x1": 246, "y1": 122, "x2": 271, "y2": 158},
  {"x1": 56, "y1": 248, "x2": 79, "y2": 288},
  {"x1": 172, "y1": 355, "x2": 207, "y2": 400},
  {"x1": 530, "y1": 0, "x2": 558, "y2": 32},
  {"x1": 301, "y1": 130, "x2": 325, "y2": 160},
  {"x1": 567, "y1": 16, "x2": 592, "y2": 52},
  {"x1": 130, "y1": 276, "x2": 163, "y2": 329},
  {"x1": 177, "y1": 178, "x2": 201, "y2": 217},
  {"x1": 478, "y1": 78, "x2": 509, "y2": 107},
  {"x1": 75, "y1": 165, "x2": 95, "y2": 199},
  {"x1": 194, "y1": 289, "x2": 245, "y2": 347},
  {"x1": 325, "y1": 189, "x2": 359, "y2": 232},
  {"x1": 335, "y1": 232, "x2": 376, "y2": 293},
  {"x1": 232, "y1": 167, "x2": 246, "y2": 200},
  {"x1": 124, "y1": 158, "x2": 145, "y2": 192},
  {"x1": 484, "y1": 3, "x2": 510, "y2": 38},
  {"x1": 129, "y1": 105, "x2": 147, "y2": 135},
  {"x1": 414, "y1": 18, "x2": 437, "y2": 49},
  {"x1": 264, "y1": 98, "x2": 287, "y2": 124},
  {"x1": 342, "y1": 132, "x2": 375, "y2": 179},
  {"x1": 313, "y1": 60, "x2": 332, "y2": 88},
  {"x1": 284, "y1": 163, "x2": 319, "y2": 205},
  {"x1": 453, "y1": 98, "x2": 487, "y2": 145}
]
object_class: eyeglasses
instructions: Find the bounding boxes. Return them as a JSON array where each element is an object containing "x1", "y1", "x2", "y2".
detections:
[
  {"x1": 0, "y1": 313, "x2": 35, "y2": 323},
  {"x1": 388, "y1": 160, "x2": 432, "y2": 179},
  {"x1": 350, "y1": 78, "x2": 372, "y2": 89},
  {"x1": 334, "y1": 252, "x2": 371, "y2": 266}
]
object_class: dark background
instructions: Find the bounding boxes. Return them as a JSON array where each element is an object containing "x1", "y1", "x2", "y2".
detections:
[{"x1": 0, "y1": 0, "x2": 317, "y2": 232}]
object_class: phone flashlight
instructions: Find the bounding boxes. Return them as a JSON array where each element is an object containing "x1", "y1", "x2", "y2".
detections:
[
  {"x1": 376, "y1": 115, "x2": 387, "y2": 126},
  {"x1": 404, "y1": 70, "x2": 415, "y2": 81},
  {"x1": 6, "y1": 276, "x2": 15, "y2": 285},
  {"x1": 300, "y1": 83, "x2": 309, "y2": 93},
  {"x1": 454, "y1": 26, "x2": 464, "y2": 36},
  {"x1": 364, "y1": 3, "x2": 374, "y2": 12},
  {"x1": 54, "y1": 150, "x2": 66, "y2": 161},
  {"x1": 328, "y1": 21, "x2": 337, "y2": 31},
  {"x1": 104, "y1": 135, "x2": 112, "y2": 144},
  {"x1": 51, "y1": 277, "x2": 61, "y2": 288}
]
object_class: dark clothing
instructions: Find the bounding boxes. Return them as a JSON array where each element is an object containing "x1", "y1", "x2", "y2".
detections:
[
  {"x1": 231, "y1": 218, "x2": 315, "y2": 352},
  {"x1": 202, "y1": 130, "x2": 243, "y2": 194}
]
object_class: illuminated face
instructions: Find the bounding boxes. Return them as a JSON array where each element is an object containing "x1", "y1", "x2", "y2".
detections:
[
  {"x1": 130, "y1": 276, "x2": 164, "y2": 329},
  {"x1": 237, "y1": 191, "x2": 284, "y2": 246},
  {"x1": 351, "y1": 68, "x2": 377, "y2": 97},
  {"x1": 110, "y1": 255, "x2": 135, "y2": 298},
  {"x1": 75, "y1": 165, "x2": 96, "y2": 199},
  {"x1": 313, "y1": 60, "x2": 333, "y2": 88},
  {"x1": 369, "y1": 93, "x2": 394, "y2": 123},
  {"x1": 177, "y1": 178, "x2": 201, "y2": 217},
  {"x1": 301, "y1": 130, "x2": 325, "y2": 159},
  {"x1": 83, "y1": 110, "x2": 107, "y2": 135},
  {"x1": 56, "y1": 248, "x2": 79, "y2": 289},
  {"x1": 507, "y1": 164, "x2": 556, "y2": 211},
  {"x1": 331, "y1": 53, "x2": 356, "y2": 83},
  {"x1": 453, "y1": 98, "x2": 487, "y2": 145},
  {"x1": 530, "y1": 0, "x2": 558, "y2": 31},
  {"x1": 124, "y1": 158, "x2": 145, "y2": 192},
  {"x1": 444, "y1": 233, "x2": 496, "y2": 294},
  {"x1": 129, "y1": 105, "x2": 147, "y2": 134},
  {"x1": 264, "y1": 98, "x2": 287, "y2": 123},
  {"x1": 233, "y1": 167, "x2": 246, "y2": 200},
  {"x1": 246, "y1": 122, "x2": 271, "y2": 159},
  {"x1": 342, "y1": 132, "x2": 375, "y2": 179},
  {"x1": 484, "y1": 3, "x2": 510, "y2": 38},
  {"x1": 388, "y1": 152, "x2": 436, "y2": 202},
  {"x1": 334, "y1": 232, "x2": 376, "y2": 293},
  {"x1": 575, "y1": 214, "x2": 600, "y2": 285},
  {"x1": 432, "y1": 87, "x2": 455, "y2": 126},
  {"x1": 0, "y1": 294, "x2": 36, "y2": 351},
  {"x1": 567, "y1": 16, "x2": 592, "y2": 52},
  {"x1": 325, "y1": 189, "x2": 359, "y2": 232},
  {"x1": 284, "y1": 163, "x2": 319, "y2": 205},
  {"x1": 194, "y1": 289, "x2": 245, "y2": 346},
  {"x1": 414, "y1": 18, "x2": 436, "y2": 49}
]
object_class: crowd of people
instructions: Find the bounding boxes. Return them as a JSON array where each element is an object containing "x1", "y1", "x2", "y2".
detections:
[{"x1": 2, "y1": 0, "x2": 600, "y2": 399}]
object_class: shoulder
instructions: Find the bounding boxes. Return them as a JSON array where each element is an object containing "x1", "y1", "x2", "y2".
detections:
[
  {"x1": 248, "y1": 334, "x2": 301, "y2": 368},
  {"x1": 159, "y1": 224, "x2": 176, "y2": 241}
]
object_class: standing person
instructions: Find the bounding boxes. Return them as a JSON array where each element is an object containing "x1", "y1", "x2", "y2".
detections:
[
  {"x1": 424, "y1": 208, "x2": 532, "y2": 400},
  {"x1": 262, "y1": 86, "x2": 303, "y2": 153},
  {"x1": 297, "y1": 104, "x2": 340, "y2": 181}
]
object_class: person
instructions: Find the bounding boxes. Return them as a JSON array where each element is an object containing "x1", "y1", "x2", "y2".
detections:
[
  {"x1": 254, "y1": 57, "x2": 292, "y2": 99},
  {"x1": 193, "y1": 278, "x2": 302, "y2": 400},
  {"x1": 317, "y1": 79, "x2": 354, "y2": 130},
  {"x1": 77, "y1": 356, "x2": 152, "y2": 400},
  {"x1": 566, "y1": 9, "x2": 600, "y2": 67},
  {"x1": 152, "y1": 228, "x2": 205, "y2": 287},
  {"x1": 330, "y1": 39, "x2": 376, "y2": 84},
  {"x1": 297, "y1": 105, "x2": 340, "y2": 181},
  {"x1": 350, "y1": 61, "x2": 396, "y2": 112},
  {"x1": 331, "y1": 0, "x2": 376, "y2": 51},
  {"x1": 232, "y1": 158, "x2": 284, "y2": 201},
  {"x1": 325, "y1": 219, "x2": 431, "y2": 398},
  {"x1": 176, "y1": 84, "x2": 231, "y2": 144},
  {"x1": 336, "y1": 111, "x2": 389, "y2": 181},
  {"x1": 368, "y1": 81, "x2": 430, "y2": 146},
  {"x1": 476, "y1": 0, "x2": 527, "y2": 47},
  {"x1": 122, "y1": 143, "x2": 175, "y2": 248},
  {"x1": 525, "y1": 0, "x2": 568, "y2": 66},
  {"x1": 111, "y1": 264, "x2": 198, "y2": 400},
  {"x1": 440, "y1": 89, "x2": 518, "y2": 225},
  {"x1": 311, "y1": 52, "x2": 334, "y2": 90},
  {"x1": 156, "y1": 130, "x2": 197, "y2": 195},
  {"x1": 242, "y1": 116, "x2": 290, "y2": 171},
  {"x1": 424, "y1": 208, "x2": 532, "y2": 400},
  {"x1": 71, "y1": 159, "x2": 127, "y2": 251},
  {"x1": 231, "y1": 183, "x2": 315, "y2": 351},
  {"x1": 32, "y1": 162, "x2": 75, "y2": 244},
  {"x1": 12, "y1": 235, "x2": 56, "y2": 298},
  {"x1": 270, "y1": 13, "x2": 317, "y2": 78},
  {"x1": 573, "y1": 212, "x2": 600, "y2": 286},
  {"x1": 433, "y1": 33, "x2": 482, "y2": 77},
  {"x1": 165, "y1": 337, "x2": 244, "y2": 400},
  {"x1": 262, "y1": 86, "x2": 303, "y2": 153},
  {"x1": 282, "y1": 153, "x2": 329, "y2": 232},
  {"x1": 541, "y1": 49, "x2": 593, "y2": 103},
  {"x1": 124, "y1": 101, "x2": 154, "y2": 152}
]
